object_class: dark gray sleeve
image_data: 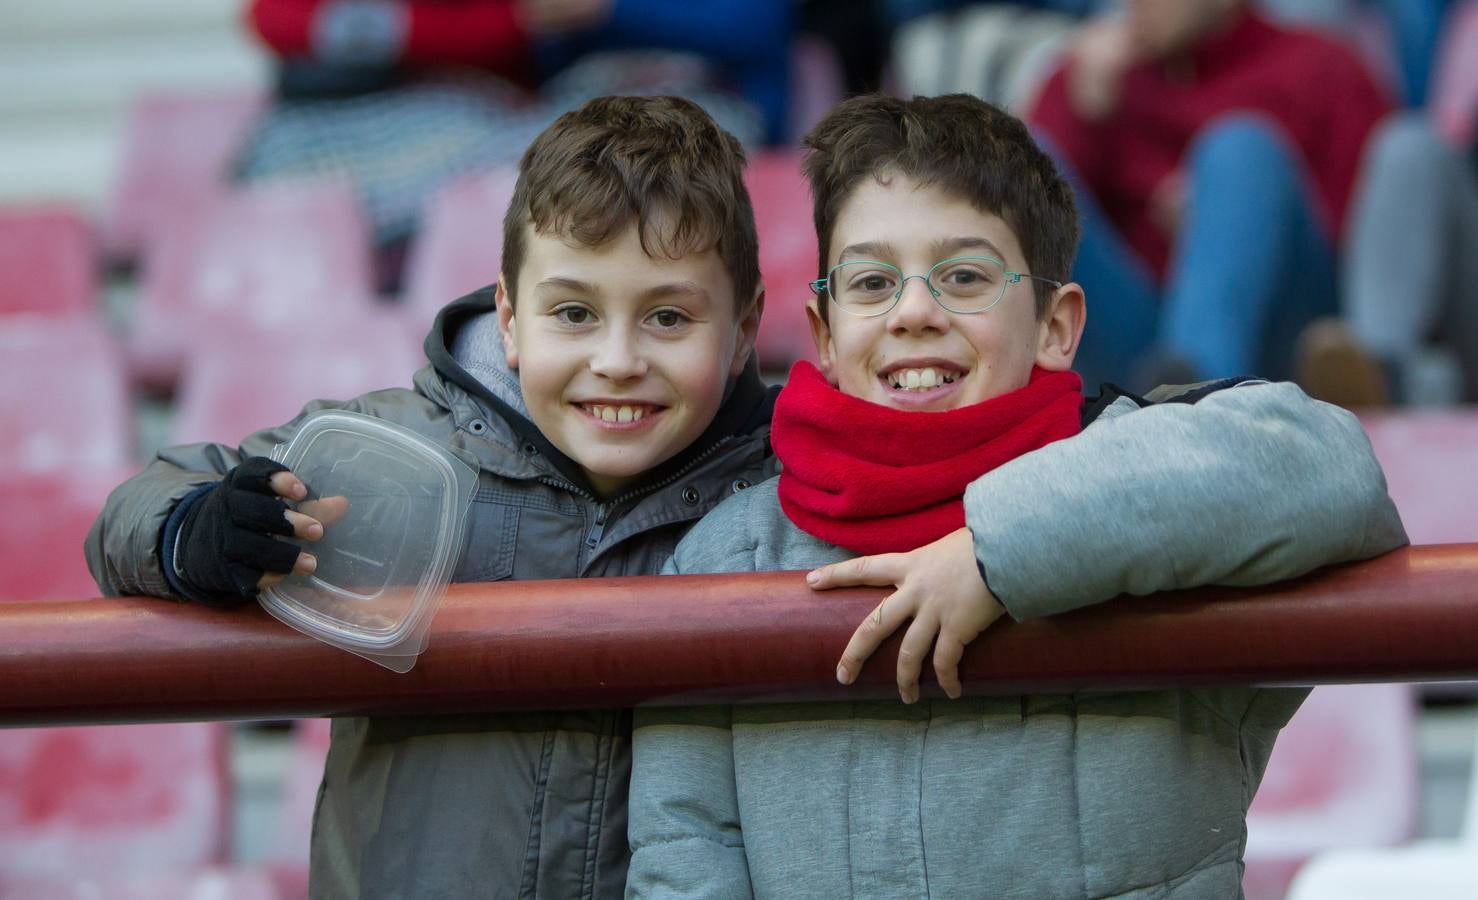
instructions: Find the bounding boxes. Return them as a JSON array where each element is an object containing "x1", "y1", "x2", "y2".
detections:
[
  {"x1": 964, "y1": 381, "x2": 1408, "y2": 620},
  {"x1": 84, "y1": 394, "x2": 374, "y2": 598}
]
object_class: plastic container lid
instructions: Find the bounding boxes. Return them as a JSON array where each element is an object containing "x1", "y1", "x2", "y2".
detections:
[{"x1": 260, "y1": 410, "x2": 477, "y2": 672}]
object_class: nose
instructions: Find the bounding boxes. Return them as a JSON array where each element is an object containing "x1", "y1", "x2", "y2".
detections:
[
  {"x1": 589, "y1": 326, "x2": 648, "y2": 382},
  {"x1": 887, "y1": 275, "x2": 948, "y2": 334}
]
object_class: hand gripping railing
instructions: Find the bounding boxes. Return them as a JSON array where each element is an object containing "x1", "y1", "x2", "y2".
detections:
[{"x1": 2, "y1": 544, "x2": 1476, "y2": 727}]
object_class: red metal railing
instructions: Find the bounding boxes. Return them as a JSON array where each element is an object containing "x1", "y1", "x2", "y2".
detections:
[{"x1": 2, "y1": 544, "x2": 1476, "y2": 727}]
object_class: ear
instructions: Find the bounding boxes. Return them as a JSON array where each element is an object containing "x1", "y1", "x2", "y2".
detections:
[
  {"x1": 805, "y1": 296, "x2": 839, "y2": 384},
  {"x1": 1034, "y1": 281, "x2": 1086, "y2": 372},
  {"x1": 495, "y1": 276, "x2": 519, "y2": 370},
  {"x1": 729, "y1": 286, "x2": 765, "y2": 376}
]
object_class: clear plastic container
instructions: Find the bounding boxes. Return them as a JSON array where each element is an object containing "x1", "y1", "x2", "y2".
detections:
[{"x1": 261, "y1": 410, "x2": 477, "y2": 672}]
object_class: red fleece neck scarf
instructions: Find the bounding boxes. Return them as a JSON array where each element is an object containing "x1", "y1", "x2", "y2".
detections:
[{"x1": 772, "y1": 362, "x2": 1083, "y2": 555}]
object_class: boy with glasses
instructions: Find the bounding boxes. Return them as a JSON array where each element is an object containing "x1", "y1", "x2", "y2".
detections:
[{"x1": 626, "y1": 93, "x2": 1405, "y2": 897}]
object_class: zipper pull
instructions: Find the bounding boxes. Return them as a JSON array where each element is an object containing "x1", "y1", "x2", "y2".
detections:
[{"x1": 586, "y1": 503, "x2": 610, "y2": 550}]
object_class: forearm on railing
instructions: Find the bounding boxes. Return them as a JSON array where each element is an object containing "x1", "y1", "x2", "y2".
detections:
[{"x1": 3, "y1": 544, "x2": 1476, "y2": 727}]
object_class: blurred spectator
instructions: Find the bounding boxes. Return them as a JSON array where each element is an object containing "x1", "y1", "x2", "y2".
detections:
[
  {"x1": 1029, "y1": 0, "x2": 1392, "y2": 388},
  {"x1": 1259, "y1": 0, "x2": 1454, "y2": 106},
  {"x1": 1297, "y1": 112, "x2": 1478, "y2": 406},
  {"x1": 238, "y1": 0, "x2": 788, "y2": 288},
  {"x1": 798, "y1": 0, "x2": 892, "y2": 95}
]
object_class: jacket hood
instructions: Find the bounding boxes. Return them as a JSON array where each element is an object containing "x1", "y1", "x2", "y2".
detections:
[{"x1": 423, "y1": 286, "x2": 778, "y2": 498}]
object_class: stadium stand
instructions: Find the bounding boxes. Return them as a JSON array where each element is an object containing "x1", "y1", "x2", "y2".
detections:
[
  {"x1": 0, "y1": 317, "x2": 131, "y2": 474},
  {"x1": 169, "y1": 312, "x2": 424, "y2": 446},
  {"x1": 745, "y1": 149, "x2": 820, "y2": 370},
  {"x1": 400, "y1": 168, "x2": 519, "y2": 337},
  {"x1": 1243, "y1": 684, "x2": 1421, "y2": 899},
  {"x1": 103, "y1": 90, "x2": 265, "y2": 263},
  {"x1": 129, "y1": 176, "x2": 378, "y2": 389},
  {"x1": 0, "y1": 205, "x2": 96, "y2": 317}
]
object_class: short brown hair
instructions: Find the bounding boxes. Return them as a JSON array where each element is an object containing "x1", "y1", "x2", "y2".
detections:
[
  {"x1": 501, "y1": 95, "x2": 760, "y2": 312},
  {"x1": 803, "y1": 94, "x2": 1079, "y2": 320}
]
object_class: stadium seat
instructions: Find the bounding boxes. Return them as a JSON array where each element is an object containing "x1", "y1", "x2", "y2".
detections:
[
  {"x1": 0, "y1": 205, "x2": 96, "y2": 317},
  {"x1": 169, "y1": 312, "x2": 423, "y2": 446},
  {"x1": 1285, "y1": 720, "x2": 1478, "y2": 900},
  {"x1": 401, "y1": 168, "x2": 518, "y2": 336},
  {"x1": 1242, "y1": 684, "x2": 1420, "y2": 900},
  {"x1": 0, "y1": 722, "x2": 233, "y2": 889},
  {"x1": 1360, "y1": 410, "x2": 1478, "y2": 545},
  {"x1": 745, "y1": 150, "x2": 820, "y2": 371},
  {"x1": 0, "y1": 866, "x2": 281, "y2": 900},
  {"x1": 130, "y1": 176, "x2": 378, "y2": 389},
  {"x1": 0, "y1": 318, "x2": 132, "y2": 474},
  {"x1": 0, "y1": 468, "x2": 136, "y2": 603},
  {"x1": 102, "y1": 90, "x2": 265, "y2": 262},
  {"x1": 1430, "y1": 0, "x2": 1478, "y2": 147}
]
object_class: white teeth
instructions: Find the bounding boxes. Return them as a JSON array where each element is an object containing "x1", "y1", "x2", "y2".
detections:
[
  {"x1": 887, "y1": 368, "x2": 958, "y2": 391},
  {"x1": 588, "y1": 404, "x2": 649, "y2": 423}
]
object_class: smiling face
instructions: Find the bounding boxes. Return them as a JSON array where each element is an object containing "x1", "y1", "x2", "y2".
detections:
[
  {"x1": 499, "y1": 222, "x2": 760, "y2": 497},
  {"x1": 809, "y1": 173, "x2": 1083, "y2": 412}
]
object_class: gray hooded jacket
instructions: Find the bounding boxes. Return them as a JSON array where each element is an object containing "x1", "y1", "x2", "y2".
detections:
[
  {"x1": 86, "y1": 288, "x2": 779, "y2": 899},
  {"x1": 628, "y1": 381, "x2": 1409, "y2": 899}
]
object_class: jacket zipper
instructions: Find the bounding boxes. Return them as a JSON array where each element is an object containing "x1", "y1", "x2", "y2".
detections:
[{"x1": 537, "y1": 436, "x2": 741, "y2": 551}]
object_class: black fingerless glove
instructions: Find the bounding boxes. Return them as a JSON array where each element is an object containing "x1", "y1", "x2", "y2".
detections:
[{"x1": 172, "y1": 457, "x2": 303, "y2": 605}]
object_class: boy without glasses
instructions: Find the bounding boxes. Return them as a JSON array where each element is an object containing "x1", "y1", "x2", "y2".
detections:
[
  {"x1": 87, "y1": 95, "x2": 775, "y2": 898},
  {"x1": 626, "y1": 94, "x2": 1406, "y2": 897}
]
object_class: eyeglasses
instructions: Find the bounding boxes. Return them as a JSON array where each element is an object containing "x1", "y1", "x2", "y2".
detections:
[{"x1": 808, "y1": 256, "x2": 1062, "y2": 317}]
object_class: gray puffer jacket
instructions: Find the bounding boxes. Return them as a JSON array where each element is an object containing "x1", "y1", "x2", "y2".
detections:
[
  {"x1": 86, "y1": 288, "x2": 779, "y2": 899},
  {"x1": 628, "y1": 381, "x2": 1409, "y2": 899}
]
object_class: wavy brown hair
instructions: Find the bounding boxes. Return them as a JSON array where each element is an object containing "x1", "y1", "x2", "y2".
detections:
[
  {"x1": 803, "y1": 93, "x2": 1078, "y2": 321},
  {"x1": 501, "y1": 95, "x2": 760, "y2": 312}
]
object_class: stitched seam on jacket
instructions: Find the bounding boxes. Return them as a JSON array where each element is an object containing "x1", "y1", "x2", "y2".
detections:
[
  {"x1": 916, "y1": 714, "x2": 931, "y2": 897},
  {"x1": 1070, "y1": 697, "x2": 1089, "y2": 900},
  {"x1": 518, "y1": 729, "x2": 557, "y2": 898},
  {"x1": 581, "y1": 714, "x2": 612, "y2": 898}
]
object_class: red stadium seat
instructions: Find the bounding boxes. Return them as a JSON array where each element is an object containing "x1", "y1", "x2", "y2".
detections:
[
  {"x1": 0, "y1": 722, "x2": 233, "y2": 888},
  {"x1": 0, "y1": 318, "x2": 132, "y2": 474},
  {"x1": 103, "y1": 90, "x2": 265, "y2": 262},
  {"x1": 170, "y1": 313, "x2": 424, "y2": 446},
  {"x1": 0, "y1": 469, "x2": 136, "y2": 604},
  {"x1": 401, "y1": 168, "x2": 518, "y2": 336},
  {"x1": 745, "y1": 151, "x2": 820, "y2": 371},
  {"x1": 1361, "y1": 410, "x2": 1478, "y2": 546},
  {"x1": 130, "y1": 177, "x2": 378, "y2": 389},
  {"x1": 0, "y1": 206, "x2": 96, "y2": 318},
  {"x1": 1242, "y1": 684, "x2": 1420, "y2": 899},
  {"x1": 0, "y1": 866, "x2": 281, "y2": 900}
]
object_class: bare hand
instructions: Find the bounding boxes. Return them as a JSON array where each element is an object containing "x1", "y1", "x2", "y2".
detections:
[
  {"x1": 808, "y1": 528, "x2": 1005, "y2": 703},
  {"x1": 256, "y1": 470, "x2": 350, "y2": 590}
]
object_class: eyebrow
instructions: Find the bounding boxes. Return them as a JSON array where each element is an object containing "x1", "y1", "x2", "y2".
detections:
[
  {"x1": 930, "y1": 236, "x2": 1008, "y2": 261},
  {"x1": 837, "y1": 241, "x2": 897, "y2": 263},
  {"x1": 638, "y1": 281, "x2": 710, "y2": 304},
  {"x1": 534, "y1": 276, "x2": 599, "y2": 296},
  {"x1": 532, "y1": 277, "x2": 711, "y2": 304},
  {"x1": 837, "y1": 236, "x2": 1010, "y2": 264}
]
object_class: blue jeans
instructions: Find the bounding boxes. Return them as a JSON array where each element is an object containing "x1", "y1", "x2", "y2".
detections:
[{"x1": 1054, "y1": 115, "x2": 1339, "y2": 389}]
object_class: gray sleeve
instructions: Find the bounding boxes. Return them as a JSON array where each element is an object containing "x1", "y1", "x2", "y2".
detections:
[
  {"x1": 627, "y1": 706, "x2": 753, "y2": 900},
  {"x1": 964, "y1": 381, "x2": 1409, "y2": 620},
  {"x1": 664, "y1": 486, "x2": 764, "y2": 576},
  {"x1": 83, "y1": 395, "x2": 368, "y2": 599}
]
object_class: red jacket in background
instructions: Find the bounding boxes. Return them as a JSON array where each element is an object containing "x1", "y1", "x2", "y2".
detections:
[
  {"x1": 1030, "y1": 11, "x2": 1392, "y2": 280},
  {"x1": 247, "y1": 0, "x2": 530, "y2": 77}
]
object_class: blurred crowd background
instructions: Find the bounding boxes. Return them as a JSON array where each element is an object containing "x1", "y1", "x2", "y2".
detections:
[{"x1": 1, "y1": 1, "x2": 1476, "y2": 897}]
